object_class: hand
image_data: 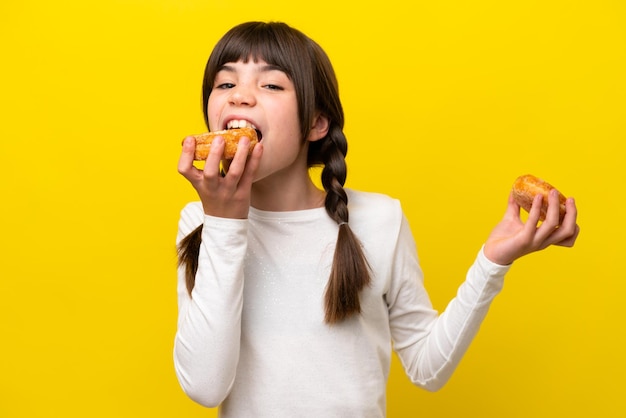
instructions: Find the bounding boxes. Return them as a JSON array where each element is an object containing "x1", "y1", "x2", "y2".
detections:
[
  {"x1": 483, "y1": 189, "x2": 580, "y2": 265},
  {"x1": 177, "y1": 134, "x2": 263, "y2": 218}
]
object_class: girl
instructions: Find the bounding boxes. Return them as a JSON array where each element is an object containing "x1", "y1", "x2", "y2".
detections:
[{"x1": 175, "y1": 21, "x2": 579, "y2": 417}]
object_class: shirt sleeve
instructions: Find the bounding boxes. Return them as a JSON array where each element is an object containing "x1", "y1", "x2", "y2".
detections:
[
  {"x1": 388, "y1": 215, "x2": 510, "y2": 391},
  {"x1": 173, "y1": 202, "x2": 248, "y2": 407}
]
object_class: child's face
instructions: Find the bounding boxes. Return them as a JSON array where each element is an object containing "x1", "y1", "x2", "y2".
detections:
[{"x1": 207, "y1": 59, "x2": 306, "y2": 182}]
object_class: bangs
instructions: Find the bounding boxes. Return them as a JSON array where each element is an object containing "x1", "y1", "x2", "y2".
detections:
[{"x1": 208, "y1": 22, "x2": 305, "y2": 81}]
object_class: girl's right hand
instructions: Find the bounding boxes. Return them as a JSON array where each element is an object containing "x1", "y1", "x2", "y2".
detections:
[{"x1": 178, "y1": 134, "x2": 263, "y2": 219}]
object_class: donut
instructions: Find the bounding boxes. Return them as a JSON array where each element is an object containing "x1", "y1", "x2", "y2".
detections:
[
  {"x1": 192, "y1": 127, "x2": 259, "y2": 160},
  {"x1": 511, "y1": 174, "x2": 567, "y2": 222}
]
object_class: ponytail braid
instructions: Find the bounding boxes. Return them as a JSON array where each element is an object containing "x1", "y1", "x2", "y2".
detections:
[
  {"x1": 177, "y1": 224, "x2": 202, "y2": 296},
  {"x1": 318, "y1": 125, "x2": 372, "y2": 324}
]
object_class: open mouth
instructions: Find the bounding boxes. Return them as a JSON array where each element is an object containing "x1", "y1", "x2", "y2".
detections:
[{"x1": 226, "y1": 119, "x2": 262, "y2": 141}]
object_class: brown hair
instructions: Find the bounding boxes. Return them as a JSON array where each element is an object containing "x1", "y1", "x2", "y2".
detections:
[{"x1": 177, "y1": 21, "x2": 371, "y2": 324}]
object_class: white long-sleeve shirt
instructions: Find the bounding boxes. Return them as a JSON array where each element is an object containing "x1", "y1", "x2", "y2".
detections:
[{"x1": 174, "y1": 189, "x2": 509, "y2": 417}]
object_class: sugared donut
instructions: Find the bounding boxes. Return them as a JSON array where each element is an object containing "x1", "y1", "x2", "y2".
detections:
[
  {"x1": 192, "y1": 127, "x2": 259, "y2": 160},
  {"x1": 512, "y1": 174, "x2": 567, "y2": 222}
]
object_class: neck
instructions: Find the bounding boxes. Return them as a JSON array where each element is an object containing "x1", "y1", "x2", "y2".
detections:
[{"x1": 251, "y1": 172, "x2": 326, "y2": 211}]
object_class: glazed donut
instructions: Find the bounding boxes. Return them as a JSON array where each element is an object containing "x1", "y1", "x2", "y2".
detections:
[
  {"x1": 192, "y1": 127, "x2": 259, "y2": 160},
  {"x1": 512, "y1": 174, "x2": 567, "y2": 222}
]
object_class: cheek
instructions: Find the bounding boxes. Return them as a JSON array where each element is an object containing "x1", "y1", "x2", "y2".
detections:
[
  {"x1": 206, "y1": 105, "x2": 220, "y2": 130},
  {"x1": 277, "y1": 104, "x2": 302, "y2": 137},
  {"x1": 206, "y1": 94, "x2": 224, "y2": 129}
]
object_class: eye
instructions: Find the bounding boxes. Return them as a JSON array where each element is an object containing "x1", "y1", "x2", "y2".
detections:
[
  {"x1": 263, "y1": 84, "x2": 284, "y2": 91},
  {"x1": 215, "y1": 82, "x2": 235, "y2": 90}
]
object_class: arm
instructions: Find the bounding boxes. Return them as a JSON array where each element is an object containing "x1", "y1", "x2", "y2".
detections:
[
  {"x1": 173, "y1": 133, "x2": 263, "y2": 406},
  {"x1": 173, "y1": 205, "x2": 247, "y2": 407},
  {"x1": 388, "y1": 218, "x2": 509, "y2": 391},
  {"x1": 390, "y1": 190, "x2": 579, "y2": 391}
]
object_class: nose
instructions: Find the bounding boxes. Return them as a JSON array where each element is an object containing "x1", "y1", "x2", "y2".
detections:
[{"x1": 228, "y1": 84, "x2": 256, "y2": 107}]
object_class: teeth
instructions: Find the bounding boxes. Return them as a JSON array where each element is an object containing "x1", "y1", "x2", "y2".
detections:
[{"x1": 226, "y1": 119, "x2": 256, "y2": 130}]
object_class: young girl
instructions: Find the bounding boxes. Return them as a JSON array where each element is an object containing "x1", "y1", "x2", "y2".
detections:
[{"x1": 175, "y1": 21, "x2": 579, "y2": 417}]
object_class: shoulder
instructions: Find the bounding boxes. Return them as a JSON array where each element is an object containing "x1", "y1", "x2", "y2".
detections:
[
  {"x1": 346, "y1": 189, "x2": 404, "y2": 234},
  {"x1": 345, "y1": 190, "x2": 416, "y2": 287},
  {"x1": 346, "y1": 189, "x2": 403, "y2": 220}
]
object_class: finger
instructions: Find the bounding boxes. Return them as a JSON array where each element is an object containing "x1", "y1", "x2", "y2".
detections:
[
  {"x1": 563, "y1": 197, "x2": 578, "y2": 225},
  {"x1": 553, "y1": 198, "x2": 579, "y2": 246},
  {"x1": 203, "y1": 135, "x2": 225, "y2": 180},
  {"x1": 237, "y1": 141, "x2": 263, "y2": 189},
  {"x1": 532, "y1": 190, "x2": 561, "y2": 242},
  {"x1": 519, "y1": 193, "x2": 551, "y2": 248},
  {"x1": 554, "y1": 223, "x2": 580, "y2": 247},
  {"x1": 178, "y1": 136, "x2": 201, "y2": 181},
  {"x1": 542, "y1": 189, "x2": 562, "y2": 227},
  {"x1": 525, "y1": 193, "x2": 544, "y2": 227},
  {"x1": 504, "y1": 191, "x2": 522, "y2": 220},
  {"x1": 538, "y1": 197, "x2": 579, "y2": 249},
  {"x1": 539, "y1": 222, "x2": 580, "y2": 250},
  {"x1": 222, "y1": 137, "x2": 251, "y2": 181}
]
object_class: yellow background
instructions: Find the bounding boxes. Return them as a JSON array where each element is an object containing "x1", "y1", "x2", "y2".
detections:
[{"x1": 1, "y1": 0, "x2": 624, "y2": 417}]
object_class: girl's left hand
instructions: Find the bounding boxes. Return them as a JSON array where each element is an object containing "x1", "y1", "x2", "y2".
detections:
[{"x1": 483, "y1": 189, "x2": 580, "y2": 265}]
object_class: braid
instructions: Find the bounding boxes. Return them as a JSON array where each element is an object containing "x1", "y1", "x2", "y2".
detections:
[
  {"x1": 320, "y1": 126, "x2": 372, "y2": 324},
  {"x1": 320, "y1": 128, "x2": 347, "y2": 224},
  {"x1": 177, "y1": 224, "x2": 203, "y2": 296}
]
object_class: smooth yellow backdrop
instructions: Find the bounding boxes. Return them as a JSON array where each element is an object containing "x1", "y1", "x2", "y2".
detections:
[{"x1": 1, "y1": 1, "x2": 624, "y2": 417}]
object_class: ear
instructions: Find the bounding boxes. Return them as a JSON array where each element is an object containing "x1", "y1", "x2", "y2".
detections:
[{"x1": 306, "y1": 112, "x2": 330, "y2": 142}]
